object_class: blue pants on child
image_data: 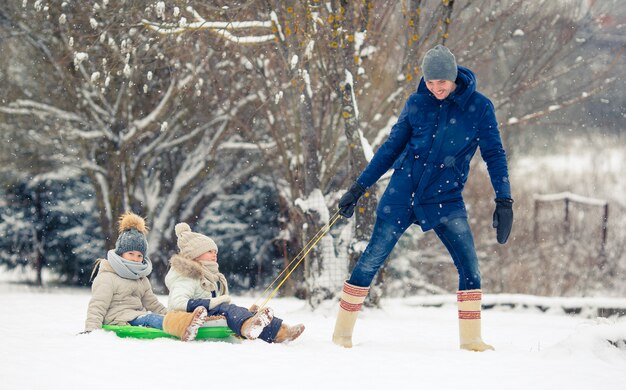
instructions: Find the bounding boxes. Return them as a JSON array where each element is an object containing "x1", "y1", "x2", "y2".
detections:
[
  {"x1": 209, "y1": 303, "x2": 283, "y2": 343},
  {"x1": 348, "y1": 216, "x2": 481, "y2": 291},
  {"x1": 129, "y1": 312, "x2": 164, "y2": 329}
]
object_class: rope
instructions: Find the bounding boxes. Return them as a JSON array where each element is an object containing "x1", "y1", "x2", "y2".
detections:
[{"x1": 254, "y1": 210, "x2": 343, "y2": 311}]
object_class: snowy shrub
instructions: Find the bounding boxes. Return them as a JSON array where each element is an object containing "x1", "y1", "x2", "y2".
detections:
[{"x1": 0, "y1": 170, "x2": 104, "y2": 286}]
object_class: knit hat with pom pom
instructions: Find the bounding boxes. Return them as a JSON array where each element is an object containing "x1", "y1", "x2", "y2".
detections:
[
  {"x1": 175, "y1": 222, "x2": 218, "y2": 260},
  {"x1": 115, "y1": 212, "x2": 149, "y2": 257}
]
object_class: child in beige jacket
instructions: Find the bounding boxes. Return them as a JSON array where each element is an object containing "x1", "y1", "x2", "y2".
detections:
[
  {"x1": 84, "y1": 212, "x2": 206, "y2": 341},
  {"x1": 165, "y1": 223, "x2": 305, "y2": 343}
]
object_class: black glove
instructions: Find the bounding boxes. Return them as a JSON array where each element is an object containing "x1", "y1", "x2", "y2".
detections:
[
  {"x1": 492, "y1": 198, "x2": 513, "y2": 244},
  {"x1": 338, "y1": 182, "x2": 366, "y2": 218}
]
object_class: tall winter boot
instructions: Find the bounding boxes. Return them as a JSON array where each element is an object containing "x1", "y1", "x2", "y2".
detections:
[
  {"x1": 241, "y1": 307, "x2": 274, "y2": 340},
  {"x1": 332, "y1": 281, "x2": 369, "y2": 348},
  {"x1": 163, "y1": 306, "x2": 208, "y2": 342},
  {"x1": 457, "y1": 289, "x2": 494, "y2": 351},
  {"x1": 275, "y1": 323, "x2": 305, "y2": 343}
]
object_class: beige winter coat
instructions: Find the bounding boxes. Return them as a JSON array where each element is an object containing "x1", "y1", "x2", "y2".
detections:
[
  {"x1": 164, "y1": 254, "x2": 227, "y2": 311},
  {"x1": 84, "y1": 260, "x2": 167, "y2": 331}
]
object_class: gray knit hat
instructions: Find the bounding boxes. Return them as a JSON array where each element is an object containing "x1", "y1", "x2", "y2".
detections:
[
  {"x1": 421, "y1": 45, "x2": 458, "y2": 82},
  {"x1": 114, "y1": 212, "x2": 149, "y2": 256},
  {"x1": 175, "y1": 222, "x2": 218, "y2": 260}
]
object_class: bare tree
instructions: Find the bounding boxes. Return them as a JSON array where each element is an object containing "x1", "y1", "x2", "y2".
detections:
[{"x1": 0, "y1": 1, "x2": 259, "y2": 280}]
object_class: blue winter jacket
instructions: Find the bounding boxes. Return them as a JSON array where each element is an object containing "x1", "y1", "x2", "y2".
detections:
[{"x1": 357, "y1": 66, "x2": 511, "y2": 231}]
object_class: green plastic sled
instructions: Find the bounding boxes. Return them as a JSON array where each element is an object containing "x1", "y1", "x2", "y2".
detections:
[{"x1": 102, "y1": 324, "x2": 234, "y2": 340}]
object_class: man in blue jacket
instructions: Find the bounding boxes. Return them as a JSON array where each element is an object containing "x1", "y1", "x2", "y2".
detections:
[{"x1": 333, "y1": 45, "x2": 513, "y2": 351}]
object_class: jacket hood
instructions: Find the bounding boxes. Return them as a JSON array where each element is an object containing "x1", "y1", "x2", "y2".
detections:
[
  {"x1": 97, "y1": 259, "x2": 114, "y2": 273},
  {"x1": 89, "y1": 259, "x2": 114, "y2": 282},
  {"x1": 169, "y1": 254, "x2": 205, "y2": 280},
  {"x1": 418, "y1": 65, "x2": 476, "y2": 109}
]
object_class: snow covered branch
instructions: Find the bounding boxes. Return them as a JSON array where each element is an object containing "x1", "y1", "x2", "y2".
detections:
[
  {"x1": 130, "y1": 78, "x2": 176, "y2": 135},
  {"x1": 506, "y1": 82, "x2": 608, "y2": 127},
  {"x1": 142, "y1": 6, "x2": 275, "y2": 44},
  {"x1": 0, "y1": 100, "x2": 84, "y2": 123},
  {"x1": 218, "y1": 141, "x2": 277, "y2": 151}
]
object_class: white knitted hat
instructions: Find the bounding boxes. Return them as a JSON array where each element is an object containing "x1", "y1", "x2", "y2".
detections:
[{"x1": 174, "y1": 223, "x2": 218, "y2": 260}]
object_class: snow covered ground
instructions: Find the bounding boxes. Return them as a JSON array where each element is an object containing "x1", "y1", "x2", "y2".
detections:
[{"x1": 0, "y1": 283, "x2": 624, "y2": 390}]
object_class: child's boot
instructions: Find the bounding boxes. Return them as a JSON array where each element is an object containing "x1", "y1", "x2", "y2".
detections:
[
  {"x1": 274, "y1": 323, "x2": 305, "y2": 343},
  {"x1": 241, "y1": 306, "x2": 273, "y2": 340},
  {"x1": 332, "y1": 281, "x2": 369, "y2": 348},
  {"x1": 163, "y1": 306, "x2": 208, "y2": 342},
  {"x1": 457, "y1": 289, "x2": 494, "y2": 351}
]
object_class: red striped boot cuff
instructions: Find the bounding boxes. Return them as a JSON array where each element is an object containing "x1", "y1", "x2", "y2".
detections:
[
  {"x1": 457, "y1": 290, "x2": 482, "y2": 302},
  {"x1": 343, "y1": 282, "x2": 369, "y2": 298},
  {"x1": 340, "y1": 299, "x2": 363, "y2": 312},
  {"x1": 458, "y1": 310, "x2": 481, "y2": 320}
]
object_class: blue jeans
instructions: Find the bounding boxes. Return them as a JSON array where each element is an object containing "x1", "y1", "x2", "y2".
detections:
[
  {"x1": 348, "y1": 216, "x2": 481, "y2": 291},
  {"x1": 129, "y1": 312, "x2": 164, "y2": 329}
]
